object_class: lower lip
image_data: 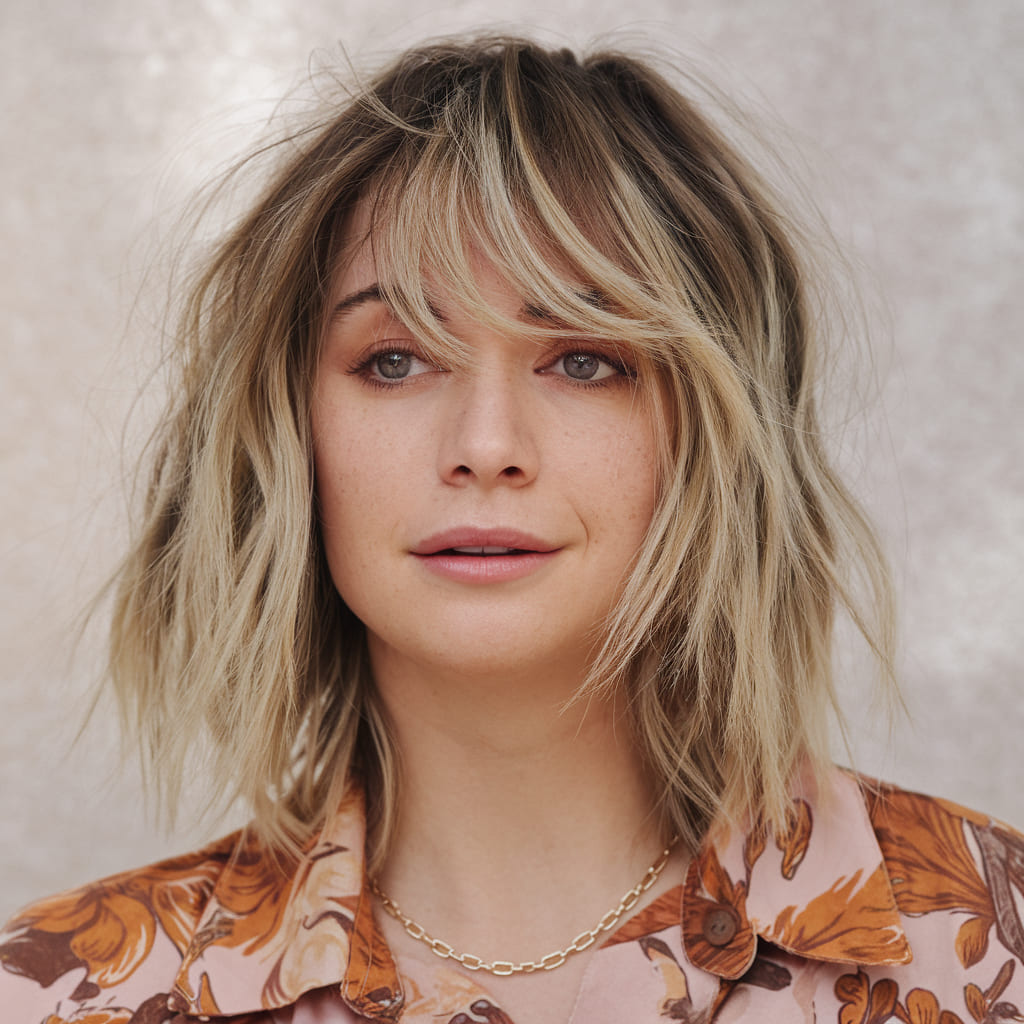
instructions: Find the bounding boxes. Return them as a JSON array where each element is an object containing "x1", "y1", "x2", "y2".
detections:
[{"x1": 414, "y1": 551, "x2": 559, "y2": 583}]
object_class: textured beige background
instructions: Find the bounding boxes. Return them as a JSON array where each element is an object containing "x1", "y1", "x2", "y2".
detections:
[{"x1": 1, "y1": 0, "x2": 1021, "y2": 921}]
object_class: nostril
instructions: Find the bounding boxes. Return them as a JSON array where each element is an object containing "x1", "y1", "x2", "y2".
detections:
[{"x1": 451, "y1": 464, "x2": 524, "y2": 479}]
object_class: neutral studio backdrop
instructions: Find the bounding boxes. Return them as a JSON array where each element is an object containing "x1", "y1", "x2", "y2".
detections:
[{"x1": 1, "y1": 0, "x2": 1021, "y2": 920}]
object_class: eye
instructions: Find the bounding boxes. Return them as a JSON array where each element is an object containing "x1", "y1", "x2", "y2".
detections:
[
  {"x1": 546, "y1": 351, "x2": 622, "y2": 382},
  {"x1": 352, "y1": 347, "x2": 437, "y2": 384},
  {"x1": 374, "y1": 350, "x2": 419, "y2": 380}
]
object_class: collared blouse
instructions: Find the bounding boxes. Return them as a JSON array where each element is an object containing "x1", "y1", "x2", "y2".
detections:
[{"x1": 3, "y1": 768, "x2": 1023, "y2": 1023}]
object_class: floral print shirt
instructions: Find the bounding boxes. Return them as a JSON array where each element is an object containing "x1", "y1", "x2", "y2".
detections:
[{"x1": 3, "y1": 767, "x2": 1024, "y2": 1024}]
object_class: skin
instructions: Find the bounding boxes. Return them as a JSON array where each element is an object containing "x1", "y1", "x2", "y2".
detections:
[
  {"x1": 311, "y1": 207, "x2": 679, "y2": 1022},
  {"x1": 313, "y1": 212, "x2": 660, "y2": 701}
]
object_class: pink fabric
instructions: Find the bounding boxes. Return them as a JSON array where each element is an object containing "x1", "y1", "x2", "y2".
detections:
[{"x1": 3, "y1": 768, "x2": 1022, "y2": 1023}]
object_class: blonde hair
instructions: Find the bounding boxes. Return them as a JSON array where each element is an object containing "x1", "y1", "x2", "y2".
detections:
[{"x1": 110, "y1": 35, "x2": 894, "y2": 864}]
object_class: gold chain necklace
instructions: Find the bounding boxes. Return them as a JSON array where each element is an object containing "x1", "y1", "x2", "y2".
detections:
[{"x1": 370, "y1": 838, "x2": 677, "y2": 977}]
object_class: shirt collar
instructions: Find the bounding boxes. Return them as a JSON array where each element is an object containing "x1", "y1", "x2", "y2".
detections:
[
  {"x1": 169, "y1": 787, "x2": 405, "y2": 1020},
  {"x1": 168, "y1": 767, "x2": 910, "y2": 1018},
  {"x1": 678, "y1": 766, "x2": 911, "y2": 979}
]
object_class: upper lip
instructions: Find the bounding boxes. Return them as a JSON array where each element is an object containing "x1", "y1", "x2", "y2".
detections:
[{"x1": 412, "y1": 527, "x2": 559, "y2": 555}]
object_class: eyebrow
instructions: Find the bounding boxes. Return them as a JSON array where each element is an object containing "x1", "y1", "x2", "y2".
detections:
[
  {"x1": 330, "y1": 284, "x2": 384, "y2": 321},
  {"x1": 524, "y1": 288, "x2": 606, "y2": 324}
]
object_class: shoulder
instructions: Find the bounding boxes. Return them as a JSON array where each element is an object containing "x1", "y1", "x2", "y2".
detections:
[
  {"x1": 838, "y1": 772, "x2": 1024, "y2": 1023},
  {"x1": 0, "y1": 832, "x2": 240, "y2": 1024}
]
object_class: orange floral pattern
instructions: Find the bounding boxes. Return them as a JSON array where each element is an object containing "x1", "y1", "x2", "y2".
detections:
[
  {"x1": 3, "y1": 768, "x2": 1024, "y2": 1024},
  {"x1": 835, "y1": 969, "x2": 899, "y2": 1024},
  {"x1": 0, "y1": 836, "x2": 233, "y2": 1004}
]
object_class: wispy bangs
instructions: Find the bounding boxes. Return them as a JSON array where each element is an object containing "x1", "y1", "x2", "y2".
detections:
[{"x1": 359, "y1": 53, "x2": 699, "y2": 372}]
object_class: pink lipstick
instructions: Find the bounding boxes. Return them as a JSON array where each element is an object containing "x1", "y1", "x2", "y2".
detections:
[{"x1": 412, "y1": 528, "x2": 560, "y2": 583}]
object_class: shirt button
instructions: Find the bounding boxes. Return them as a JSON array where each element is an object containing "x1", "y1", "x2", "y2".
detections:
[{"x1": 702, "y1": 905, "x2": 739, "y2": 946}]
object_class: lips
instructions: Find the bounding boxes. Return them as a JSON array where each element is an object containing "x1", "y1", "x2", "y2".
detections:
[
  {"x1": 412, "y1": 528, "x2": 557, "y2": 557},
  {"x1": 451, "y1": 546, "x2": 520, "y2": 555},
  {"x1": 411, "y1": 528, "x2": 560, "y2": 583}
]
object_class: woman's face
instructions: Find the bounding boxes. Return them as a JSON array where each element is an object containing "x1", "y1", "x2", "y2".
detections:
[{"x1": 312, "y1": 211, "x2": 660, "y2": 685}]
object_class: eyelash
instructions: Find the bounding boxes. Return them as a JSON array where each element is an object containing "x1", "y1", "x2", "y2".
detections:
[
  {"x1": 346, "y1": 342, "x2": 437, "y2": 390},
  {"x1": 541, "y1": 345, "x2": 636, "y2": 388},
  {"x1": 346, "y1": 341, "x2": 636, "y2": 390}
]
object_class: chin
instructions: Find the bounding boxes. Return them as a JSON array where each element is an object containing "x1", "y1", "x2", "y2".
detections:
[{"x1": 368, "y1": 626, "x2": 596, "y2": 693}]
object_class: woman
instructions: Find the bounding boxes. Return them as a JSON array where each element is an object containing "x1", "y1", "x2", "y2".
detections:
[{"x1": 2, "y1": 35, "x2": 1021, "y2": 1024}]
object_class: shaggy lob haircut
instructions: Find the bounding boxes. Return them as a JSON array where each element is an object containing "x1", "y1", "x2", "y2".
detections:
[{"x1": 110, "y1": 36, "x2": 893, "y2": 865}]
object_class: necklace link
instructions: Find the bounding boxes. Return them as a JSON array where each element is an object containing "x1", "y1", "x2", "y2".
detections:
[
  {"x1": 568, "y1": 929, "x2": 596, "y2": 951},
  {"x1": 371, "y1": 838, "x2": 676, "y2": 977},
  {"x1": 539, "y1": 951, "x2": 567, "y2": 970}
]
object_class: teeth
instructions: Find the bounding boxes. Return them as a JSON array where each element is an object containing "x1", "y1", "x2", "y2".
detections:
[{"x1": 451, "y1": 546, "x2": 516, "y2": 555}]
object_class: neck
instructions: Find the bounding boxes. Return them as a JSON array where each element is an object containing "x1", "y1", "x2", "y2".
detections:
[{"x1": 367, "y1": 644, "x2": 669, "y2": 964}]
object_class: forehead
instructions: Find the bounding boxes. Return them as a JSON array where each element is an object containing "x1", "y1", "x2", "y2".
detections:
[
  {"x1": 329, "y1": 200, "x2": 376, "y2": 297},
  {"x1": 328, "y1": 196, "x2": 597, "y2": 329}
]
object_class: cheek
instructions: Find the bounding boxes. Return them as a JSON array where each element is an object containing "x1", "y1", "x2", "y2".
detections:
[
  {"x1": 620, "y1": 448, "x2": 660, "y2": 543},
  {"x1": 312, "y1": 407, "x2": 388, "y2": 591},
  {"x1": 573, "y1": 410, "x2": 660, "y2": 543},
  {"x1": 611, "y1": 409, "x2": 659, "y2": 506},
  {"x1": 313, "y1": 395, "x2": 399, "y2": 519},
  {"x1": 314, "y1": 463, "x2": 403, "y2": 624},
  {"x1": 312, "y1": 398, "x2": 437, "y2": 623}
]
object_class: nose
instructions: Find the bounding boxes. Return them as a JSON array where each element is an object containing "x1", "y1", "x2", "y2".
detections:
[{"x1": 437, "y1": 369, "x2": 539, "y2": 488}]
